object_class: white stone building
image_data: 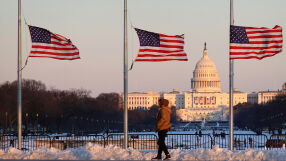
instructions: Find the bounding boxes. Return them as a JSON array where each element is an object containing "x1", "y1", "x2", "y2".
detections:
[
  {"x1": 124, "y1": 44, "x2": 285, "y2": 120},
  {"x1": 173, "y1": 44, "x2": 247, "y2": 121},
  {"x1": 126, "y1": 91, "x2": 160, "y2": 110},
  {"x1": 247, "y1": 83, "x2": 286, "y2": 104},
  {"x1": 126, "y1": 43, "x2": 248, "y2": 121}
]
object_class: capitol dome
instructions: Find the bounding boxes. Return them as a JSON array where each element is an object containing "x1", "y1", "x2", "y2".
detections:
[{"x1": 191, "y1": 43, "x2": 221, "y2": 93}]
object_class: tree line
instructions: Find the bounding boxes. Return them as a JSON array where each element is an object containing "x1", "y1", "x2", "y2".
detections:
[
  {"x1": 0, "y1": 79, "x2": 177, "y2": 134},
  {"x1": 234, "y1": 93, "x2": 286, "y2": 133}
]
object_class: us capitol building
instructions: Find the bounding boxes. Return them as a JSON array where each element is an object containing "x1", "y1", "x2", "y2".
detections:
[{"x1": 124, "y1": 43, "x2": 285, "y2": 121}]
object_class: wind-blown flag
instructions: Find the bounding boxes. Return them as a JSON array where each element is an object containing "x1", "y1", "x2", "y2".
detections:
[
  {"x1": 230, "y1": 25, "x2": 283, "y2": 60},
  {"x1": 28, "y1": 25, "x2": 80, "y2": 60},
  {"x1": 134, "y1": 28, "x2": 188, "y2": 62}
]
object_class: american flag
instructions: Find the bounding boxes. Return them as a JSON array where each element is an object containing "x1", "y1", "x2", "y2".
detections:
[
  {"x1": 230, "y1": 25, "x2": 283, "y2": 60},
  {"x1": 194, "y1": 97, "x2": 198, "y2": 104},
  {"x1": 28, "y1": 25, "x2": 80, "y2": 60},
  {"x1": 199, "y1": 97, "x2": 204, "y2": 104},
  {"x1": 206, "y1": 97, "x2": 210, "y2": 104},
  {"x1": 211, "y1": 96, "x2": 216, "y2": 104},
  {"x1": 134, "y1": 28, "x2": 188, "y2": 62}
]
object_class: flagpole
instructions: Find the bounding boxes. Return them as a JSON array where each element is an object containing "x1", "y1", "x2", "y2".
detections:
[
  {"x1": 229, "y1": 0, "x2": 234, "y2": 151},
  {"x1": 123, "y1": 0, "x2": 128, "y2": 149},
  {"x1": 17, "y1": 0, "x2": 22, "y2": 150}
]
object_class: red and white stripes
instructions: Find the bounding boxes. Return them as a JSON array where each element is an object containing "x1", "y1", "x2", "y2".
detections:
[
  {"x1": 230, "y1": 25, "x2": 283, "y2": 60},
  {"x1": 136, "y1": 34, "x2": 188, "y2": 62},
  {"x1": 30, "y1": 33, "x2": 80, "y2": 60}
]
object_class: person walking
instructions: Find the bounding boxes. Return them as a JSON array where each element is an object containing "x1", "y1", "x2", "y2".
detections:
[{"x1": 152, "y1": 99, "x2": 172, "y2": 160}]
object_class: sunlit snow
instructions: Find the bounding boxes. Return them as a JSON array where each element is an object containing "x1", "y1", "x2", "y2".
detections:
[{"x1": 0, "y1": 143, "x2": 286, "y2": 160}]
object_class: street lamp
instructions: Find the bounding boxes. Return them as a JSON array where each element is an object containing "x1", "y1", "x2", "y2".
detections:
[
  {"x1": 5, "y1": 112, "x2": 8, "y2": 133},
  {"x1": 36, "y1": 113, "x2": 39, "y2": 133},
  {"x1": 45, "y1": 114, "x2": 48, "y2": 133},
  {"x1": 60, "y1": 114, "x2": 63, "y2": 133},
  {"x1": 25, "y1": 113, "x2": 28, "y2": 132},
  {"x1": 34, "y1": 113, "x2": 39, "y2": 134}
]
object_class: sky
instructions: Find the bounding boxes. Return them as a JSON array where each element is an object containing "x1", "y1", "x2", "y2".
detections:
[{"x1": 0, "y1": 0, "x2": 285, "y2": 97}]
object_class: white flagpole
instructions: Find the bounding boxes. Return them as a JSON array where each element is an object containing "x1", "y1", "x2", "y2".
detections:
[
  {"x1": 17, "y1": 0, "x2": 23, "y2": 150},
  {"x1": 123, "y1": 0, "x2": 128, "y2": 149},
  {"x1": 229, "y1": 0, "x2": 234, "y2": 151}
]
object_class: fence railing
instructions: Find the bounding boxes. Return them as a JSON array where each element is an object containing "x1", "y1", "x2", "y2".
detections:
[
  {"x1": 166, "y1": 134, "x2": 213, "y2": 149},
  {"x1": 0, "y1": 134, "x2": 52, "y2": 151},
  {"x1": 0, "y1": 134, "x2": 105, "y2": 151},
  {"x1": 212, "y1": 134, "x2": 268, "y2": 150},
  {"x1": 0, "y1": 133, "x2": 285, "y2": 151},
  {"x1": 47, "y1": 135, "x2": 106, "y2": 150},
  {"x1": 267, "y1": 135, "x2": 286, "y2": 149},
  {"x1": 106, "y1": 134, "x2": 158, "y2": 150}
]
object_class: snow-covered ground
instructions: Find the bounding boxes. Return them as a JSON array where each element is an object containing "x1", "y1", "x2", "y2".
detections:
[
  {"x1": 1, "y1": 143, "x2": 286, "y2": 160},
  {"x1": 1, "y1": 130, "x2": 285, "y2": 160}
]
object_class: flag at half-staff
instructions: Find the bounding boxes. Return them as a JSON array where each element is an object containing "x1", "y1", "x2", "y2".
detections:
[
  {"x1": 28, "y1": 25, "x2": 80, "y2": 60},
  {"x1": 230, "y1": 25, "x2": 283, "y2": 60},
  {"x1": 134, "y1": 28, "x2": 188, "y2": 62}
]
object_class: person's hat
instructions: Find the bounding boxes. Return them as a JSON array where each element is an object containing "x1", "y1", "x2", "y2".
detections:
[{"x1": 159, "y1": 98, "x2": 169, "y2": 106}]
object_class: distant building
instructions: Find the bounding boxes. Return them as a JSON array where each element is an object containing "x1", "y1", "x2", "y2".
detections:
[
  {"x1": 123, "y1": 43, "x2": 285, "y2": 121},
  {"x1": 247, "y1": 83, "x2": 286, "y2": 104},
  {"x1": 126, "y1": 91, "x2": 160, "y2": 110},
  {"x1": 124, "y1": 43, "x2": 248, "y2": 121},
  {"x1": 172, "y1": 44, "x2": 247, "y2": 120},
  {"x1": 247, "y1": 91, "x2": 278, "y2": 104}
]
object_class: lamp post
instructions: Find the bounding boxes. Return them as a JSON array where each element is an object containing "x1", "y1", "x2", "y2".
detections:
[
  {"x1": 45, "y1": 114, "x2": 48, "y2": 133},
  {"x1": 60, "y1": 114, "x2": 63, "y2": 133},
  {"x1": 25, "y1": 113, "x2": 28, "y2": 133},
  {"x1": 36, "y1": 113, "x2": 39, "y2": 133},
  {"x1": 5, "y1": 112, "x2": 8, "y2": 134}
]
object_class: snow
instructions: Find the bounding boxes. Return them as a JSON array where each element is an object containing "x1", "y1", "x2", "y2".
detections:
[
  {"x1": 0, "y1": 143, "x2": 286, "y2": 160},
  {"x1": 176, "y1": 106, "x2": 228, "y2": 122}
]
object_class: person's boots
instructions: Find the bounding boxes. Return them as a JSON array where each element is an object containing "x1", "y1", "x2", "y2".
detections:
[
  {"x1": 164, "y1": 154, "x2": 171, "y2": 160},
  {"x1": 151, "y1": 156, "x2": 162, "y2": 160}
]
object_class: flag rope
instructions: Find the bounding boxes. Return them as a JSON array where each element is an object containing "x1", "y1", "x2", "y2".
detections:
[
  {"x1": 128, "y1": 60, "x2": 134, "y2": 71},
  {"x1": 20, "y1": 17, "x2": 30, "y2": 71},
  {"x1": 128, "y1": 12, "x2": 136, "y2": 71}
]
